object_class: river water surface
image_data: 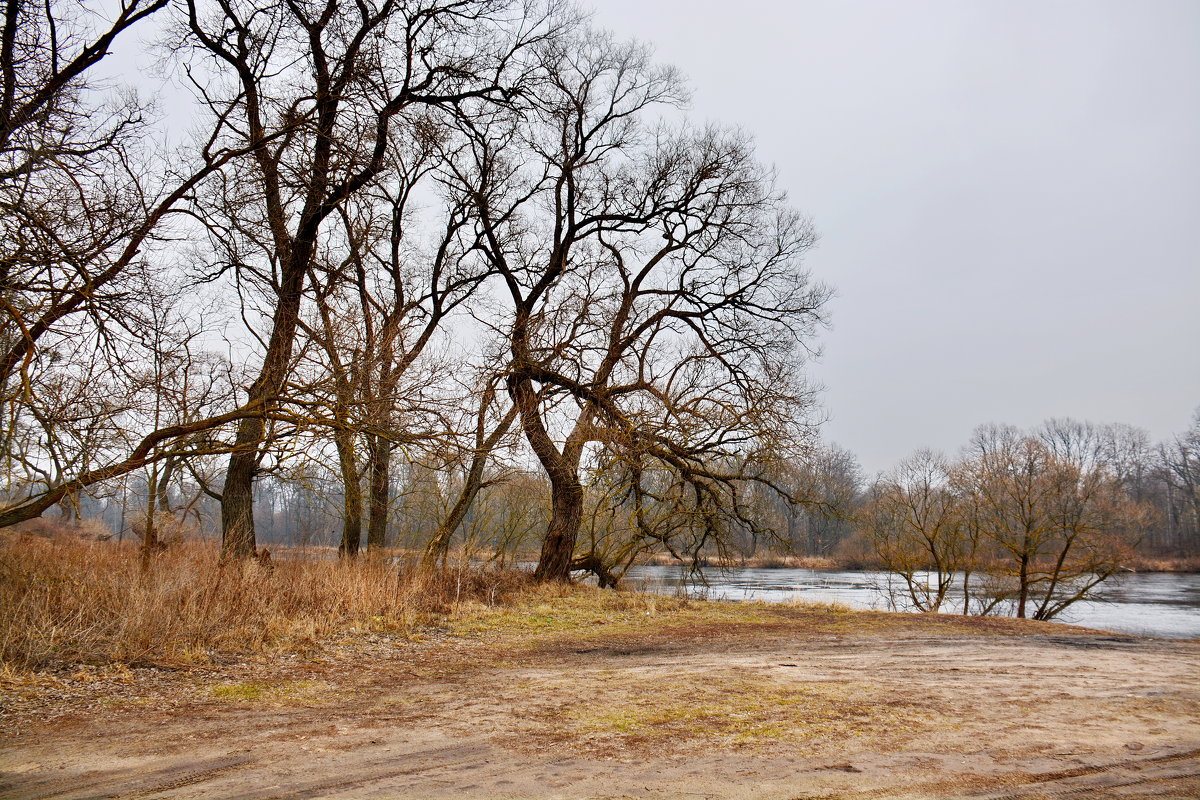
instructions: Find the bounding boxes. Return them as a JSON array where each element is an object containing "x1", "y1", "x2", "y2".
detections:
[{"x1": 623, "y1": 566, "x2": 1200, "y2": 639}]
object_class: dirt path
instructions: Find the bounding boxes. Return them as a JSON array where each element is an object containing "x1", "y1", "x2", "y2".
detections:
[{"x1": 2, "y1": 604, "x2": 1198, "y2": 799}]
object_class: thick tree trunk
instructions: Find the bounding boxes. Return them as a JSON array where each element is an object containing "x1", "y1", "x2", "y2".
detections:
[
  {"x1": 533, "y1": 472, "x2": 584, "y2": 582},
  {"x1": 220, "y1": 266, "x2": 307, "y2": 558},
  {"x1": 221, "y1": 415, "x2": 264, "y2": 559},
  {"x1": 365, "y1": 433, "x2": 391, "y2": 552},
  {"x1": 508, "y1": 372, "x2": 586, "y2": 582},
  {"x1": 335, "y1": 426, "x2": 362, "y2": 556}
]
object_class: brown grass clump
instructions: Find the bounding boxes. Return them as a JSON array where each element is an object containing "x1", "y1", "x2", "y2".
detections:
[
  {"x1": 636, "y1": 552, "x2": 849, "y2": 570},
  {"x1": 740, "y1": 553, "x2": 841, "y2": 570},
  {"x1": 1120, "y1": 555, "x2": 1200, "y2": 573},
  {"x1": 553, "y1": 671, "x2": 934, "y2": 751},
  {"x1": 0, "y1": 535, "x2": 529, "y2": 670}
]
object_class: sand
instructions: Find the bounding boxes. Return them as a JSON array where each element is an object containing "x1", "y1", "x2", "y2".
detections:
[{"x1": 2, "y1": 603, "x2": 1197, "y2": 799}]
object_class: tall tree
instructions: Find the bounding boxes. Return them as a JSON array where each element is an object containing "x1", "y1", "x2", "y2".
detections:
[
  {"x1": 298, "y1": 154, "x2": 489, "y2": 556},
  {"x1": 0, "y1": 0, "x2": 167, "y2": 394},
  {"x1": 1158, "y1": 408, "x2": 1200, "y2": 554},
  {"x1": 0, "y1": 0, "x2": 255, "y2": 527},
  {"x1": 460, "y1": 31, "x2": 827, "y2": 580},
  {"x1": 182, "y1": 0, "x2": 555, "y2": 556}
]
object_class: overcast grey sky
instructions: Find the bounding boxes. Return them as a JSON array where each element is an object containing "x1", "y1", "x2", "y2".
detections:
[{"x1": 590, "y1": 0, "x2": 1200, "y2": 474}]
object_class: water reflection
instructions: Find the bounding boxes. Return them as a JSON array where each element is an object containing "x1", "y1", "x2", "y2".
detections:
[{"x1": 623, "y1": 566, "x2": 1200, "y2": 639}]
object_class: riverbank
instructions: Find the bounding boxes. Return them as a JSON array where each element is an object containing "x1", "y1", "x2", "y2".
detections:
[
  {"x1": 624, "y1": 566, "x2": 1200, "y2": 639},
  {"x1": 636, "y1": 551, "x2": 1200, "y2": 573},
  {"x1": 3, "y1": 588, "x2": 1197, "y2": 799}
]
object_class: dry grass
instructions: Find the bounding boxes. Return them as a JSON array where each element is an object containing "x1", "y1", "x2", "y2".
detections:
[
  {"x1": 636, "y1": 552, "x2": 847, "y2": 570},
  {"x1": 1122, "y1": 555, "x2": 1200, "y2": 573},
  {"x1": 208, "y1": 679, "x2": 335, "y2": 704},
  {"x1": 444, "y1": 582, "x2": 1057, "y2": 654},
  {"x1": 446, "y1": 583, "x2": 794, "y2": 644},
  {"x1": 552, "y1": 671, "x2": 936, "y2": 750},
  {"x1": 0, "y1": 535, "x2": 529, "y2": 670},
  {"x1": 0, "y1": 534, "x2": 1100, "y2": 675}
]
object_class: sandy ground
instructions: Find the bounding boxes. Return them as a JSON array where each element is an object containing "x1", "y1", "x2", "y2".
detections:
[{"x1": 1, "y1": 604, "x2": 1198, "y2": 799}]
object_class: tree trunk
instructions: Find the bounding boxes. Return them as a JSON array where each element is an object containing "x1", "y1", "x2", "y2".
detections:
[
  {"x1": 366, "y1": 433, "x2": 391, "y2": 552},
  {"x1": 509, "y1": 372, "x2": 586, "y2": 583},
  {"x1": 221, "y1": 418, "x2": 263, "y2": 559},
  {"x1": 533, "y1": 472, "x2": 584, "y2": 582},
  {"x1": 961, "y1": 569, "x2": 972, "y2": 615},
  {"x1": 141, "y1": 462, "x2": 160, "y2": 571},
  {"x1": 335, "y1": 427, "x2": 362, "y2": 557},
  {"x1": 155, "y1": 458, "x2": 176, "y2": 516},
  {"x1": 571, "y1": 552, "x2": 619, "y2": 589},
  {"x1": 424, "y1": 468, "x2": 480, "y2": 568},
  {"x1": 1016, "y1": 551, "x2": 1030, "y2": 618},
  {"x1": 219, "y1": 249, "x2": 308, "y2": 558}
]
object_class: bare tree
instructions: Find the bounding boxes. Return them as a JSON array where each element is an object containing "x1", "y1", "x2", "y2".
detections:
[
  {"x1": 756, "y1": 444, "x2": 862, "y2": 558},
  {"x1": 956, "y1": 424, "x2": 1144, "y2": 619},
  {"x1": 457, "y1": 31, "x2": 827, "y2": 581},
  {"x1": 0, "y1": 0, "x2": 168, "y2": 394},
  {"x1": 866, "y1": 450, "x2": 963, "y2": 612},
  {"x1": 422, "y1": 373, "x2": 519, "y2": 566},
  {"x1": 181, "y1": 0, "x2": 557, "y2": 557},
  {"x1": 1158, "y1": 408, "x2": 1200, "y2": 554},
  {"x1": 0, "y1": 0, "x2": 318, "y2": 528},
  {"x1": 298, "y1": 123, "x2": 514, "y2": 557}
]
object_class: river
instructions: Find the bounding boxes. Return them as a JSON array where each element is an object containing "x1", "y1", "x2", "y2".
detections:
[{"x1": 623, "y1": 566, "x2": 1200, "y2": 639}]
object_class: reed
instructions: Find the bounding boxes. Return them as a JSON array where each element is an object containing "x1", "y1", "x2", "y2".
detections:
[
  {"x1": 0, "y1": 534, "x2": 528, "y2": 670},
  {"x1": 635, "y1": 551, "x2": 880, "y2": 570}
]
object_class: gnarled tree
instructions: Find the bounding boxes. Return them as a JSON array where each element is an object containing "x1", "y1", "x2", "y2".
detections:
[{"x1": 457, "y1": 31, "x2": 828, "y2": 581}]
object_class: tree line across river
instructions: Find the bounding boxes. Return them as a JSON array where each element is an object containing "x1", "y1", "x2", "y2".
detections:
[{"x1": 48, "y1": 412, "x2": 1200, "y2": 620}]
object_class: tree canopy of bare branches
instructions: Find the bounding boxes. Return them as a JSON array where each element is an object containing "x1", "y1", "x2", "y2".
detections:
[{"x1": 451, "y1": 30, "x2": 828, "y2": 580}]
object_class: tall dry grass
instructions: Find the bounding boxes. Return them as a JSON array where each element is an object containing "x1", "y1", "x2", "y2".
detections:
[
  {"x1": 0, "y1": 535, "x2": 528, "y2": 670},
  {"x1": 1120, "y1": 554, "x2": 1200, "y2": 573},
  {"x1": 636, "y1": 550, "x2": 878, "y2": 570}
]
